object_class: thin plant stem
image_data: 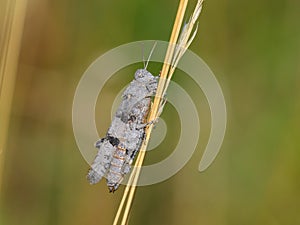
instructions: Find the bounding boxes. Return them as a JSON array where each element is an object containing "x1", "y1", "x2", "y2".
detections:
[
  {"x1": 113, "y1": 1, "x2": 204, "y2": 224},
  {"x1": 113, "y1": 0, "x2": 188, "y2": 224},
  {"x1": 0, "y1": 0, "x2": 28, "y2": 195}
]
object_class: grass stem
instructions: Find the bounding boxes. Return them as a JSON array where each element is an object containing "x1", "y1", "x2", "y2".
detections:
[
  {"x1": 113, "y1": 1, "x2": 204, "y2": 224},
  {"x1": 0, "y1": 0, "x2": 28, "y2": 195}
]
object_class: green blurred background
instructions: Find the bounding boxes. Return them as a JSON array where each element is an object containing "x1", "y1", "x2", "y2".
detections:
[{"x1": 1, "y1": 0, "x2": 300, "y2": 224}]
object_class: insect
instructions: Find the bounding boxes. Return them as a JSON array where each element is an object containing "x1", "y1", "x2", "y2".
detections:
[{"x1": 87, "y1": 64, "x2": 159, "y2": 192}]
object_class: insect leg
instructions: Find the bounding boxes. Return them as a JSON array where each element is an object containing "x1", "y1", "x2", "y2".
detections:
[
  {"x1": 95, "y1": 137, "x2": 105, "y2": 148},
  {"x1": 155, "y1": 96, "x2": 167, "y2": 118},
  {"x1": 135, "y1": 96, "x2": 167, "y2": 130}
]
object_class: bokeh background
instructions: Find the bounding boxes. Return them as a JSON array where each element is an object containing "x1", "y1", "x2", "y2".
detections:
[{"x1": 1, "y1": 0, "x2": 300, "y2": 225}]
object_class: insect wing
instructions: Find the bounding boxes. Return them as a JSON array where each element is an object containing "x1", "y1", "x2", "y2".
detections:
[{"x1": 87, "y1": 139, "x2": 116, "y2": 184}]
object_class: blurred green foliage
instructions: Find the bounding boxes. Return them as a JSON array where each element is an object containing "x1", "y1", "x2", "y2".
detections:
[{"x1": 1, "y1": 0, "x2": 300, "y2": 225}]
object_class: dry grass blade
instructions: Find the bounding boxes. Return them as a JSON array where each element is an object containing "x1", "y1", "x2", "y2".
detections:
[
  {"x1": 162, "y1": 0, "x2": 204, "y2": 100},
  {"x1": 0, "y1": 0, "x2": 28, "y2": 194},
  {"x1": 113, "y1": 0, "x2": 204, "y2": 224}
]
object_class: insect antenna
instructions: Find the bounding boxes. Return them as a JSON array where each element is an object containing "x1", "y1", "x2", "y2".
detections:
[
  {"x1": 141, "y1": 42, "x2": 146, "y2": 68},
  {"x1": 113, "y1": 1, "x2": 204, "y2": 225},
  {"x1": 144, "y1": 41, "x2": 157, "y2": 70}
]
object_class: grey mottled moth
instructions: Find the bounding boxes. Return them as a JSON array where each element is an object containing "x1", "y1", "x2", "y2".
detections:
[{"x1": 87, "y1": 68, "x2": 158, "y2": 192}]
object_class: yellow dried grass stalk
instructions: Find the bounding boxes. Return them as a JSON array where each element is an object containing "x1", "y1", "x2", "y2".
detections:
[
  {"x1": 0, "y1": 0, "x2": 28, "y2": 194},
  {"x1": 113, "y1": 1, "x2": 204, "y2": 224}
]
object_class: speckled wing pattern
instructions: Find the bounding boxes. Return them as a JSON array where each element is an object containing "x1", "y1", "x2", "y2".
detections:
[{"x1": 87, "y1": 69, "x2": 158, "y2": 192}]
